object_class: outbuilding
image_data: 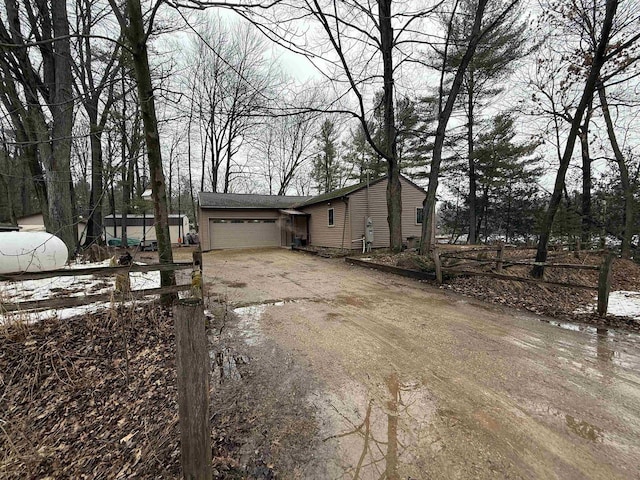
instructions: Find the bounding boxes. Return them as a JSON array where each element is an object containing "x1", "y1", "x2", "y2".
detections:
[
  {"x1": 104, "y1": 214, "x2": 190, "y2": 245},
  {"x1": 198, "y1": 174, "x2": 426, "y2": 251}
]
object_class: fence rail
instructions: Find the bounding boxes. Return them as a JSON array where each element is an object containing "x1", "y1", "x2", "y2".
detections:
[
  {"x1": 436, "y1": 245, "x2": 613, "y2": 317},
  {"x1": 0, "y1": 262, "x2": 195, "y2": 313}
]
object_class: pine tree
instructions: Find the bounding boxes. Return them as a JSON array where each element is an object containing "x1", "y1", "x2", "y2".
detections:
[
  {"x1": 473, "y1": 113, "x2": 541, "y2": 242},
  {"x1": 443, "y1": 0, "x2": 528, "y2": 243},
  {"x1": 312, "y1": 119, "x2": 344, "y2": 194}
]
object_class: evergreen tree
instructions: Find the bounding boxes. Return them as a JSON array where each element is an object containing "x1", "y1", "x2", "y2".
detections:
[
  {"x1": 472, "y1": 113, "x2": 541, "y2": 242},
  {"x1": 442, "y1": 0, "x2": 528, "y2": 243},
  {"x1": 312, "y1": 119, "x2": 344, "y2": 193},
  {"x1": 342, "y1": 122, "x2": 384, "y2": 183}
]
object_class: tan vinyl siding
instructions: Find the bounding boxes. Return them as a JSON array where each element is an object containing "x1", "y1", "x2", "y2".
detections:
[
  {"x1": 199, "y1": 208, "x2": 281, "y2": 250},
  {"x1": 302, "y1": 200, "x2": 351, "y2": 249},
  {"x1": 349, "y1": 177, "x2": 425, "y2": 248}
]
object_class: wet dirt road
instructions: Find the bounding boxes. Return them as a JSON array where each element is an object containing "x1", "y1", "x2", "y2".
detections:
[{"x1": 204, "y1": 248, "x2": 640, "y2": 479}]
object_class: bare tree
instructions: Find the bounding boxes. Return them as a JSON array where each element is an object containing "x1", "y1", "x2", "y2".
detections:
[
  {"x1": 532, "y1": 0, "x2": 619, "y2": 277},
  {"x1": 254, "y1": 98, "x2": 317, "y2": 195},
  {"x1": 184, "y1": 14, "x2": 277, "y2": 193},
  {"x1": 108, "y1": 0, "x2": 176, "y2": 299},
  {"x1": 0, "y1": 0, "x2": 77, "y2": 256},
  {"x1": 73, "y1": 0, "x2": 121, "y2": 246}
]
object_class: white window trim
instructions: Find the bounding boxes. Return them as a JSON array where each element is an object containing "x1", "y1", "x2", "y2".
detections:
[
  {"x1": 328, "y1": 207, "x2": 335, "y2": 227},
  {"x1": 415, "y1": 207, "x2": 424, "y2": 225}
]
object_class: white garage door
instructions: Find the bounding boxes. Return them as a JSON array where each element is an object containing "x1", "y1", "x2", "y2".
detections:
[{"x1": 209, "y1": 219, "x2": 280, "y2": 249}]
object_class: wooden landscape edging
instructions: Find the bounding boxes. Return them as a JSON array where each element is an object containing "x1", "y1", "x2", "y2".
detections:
[{"x1": 345, "y1": 257, "x2": 436, "y2": 281}]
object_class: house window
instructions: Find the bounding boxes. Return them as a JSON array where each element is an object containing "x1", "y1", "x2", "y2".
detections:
[
  {"x1": 416, "y1": 207, "x2": 424, "y2": 225},
  {"x1": 328, "y1": 208, "x2": 335, "y2": 227}
]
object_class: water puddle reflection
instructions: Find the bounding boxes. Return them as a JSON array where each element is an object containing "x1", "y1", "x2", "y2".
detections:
[
  {"x1": 211, "y1": 347, "x2": 248, "y2": 382},
  {"x1": 320, "y1": 373, "x2": 433, "y2": 479},
  {"x1": 565, "y1": 414, "x2": 603, "y2": 442}
]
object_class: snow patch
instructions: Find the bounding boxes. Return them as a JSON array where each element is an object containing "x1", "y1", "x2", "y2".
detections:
[
  {"x1": 607, "y1": 291, "x2": 640, "y2": 319},
  {"x1": 0, "y1": 261, "x2": 161, "y2": 324},
  {"x1": 575, "y1": 290, "x2": 640, "y2": 321}
]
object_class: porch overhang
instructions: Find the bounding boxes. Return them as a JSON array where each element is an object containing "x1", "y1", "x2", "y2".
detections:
[{"x1": 279, "y1": 209, "x2": 309, "y2": 216}]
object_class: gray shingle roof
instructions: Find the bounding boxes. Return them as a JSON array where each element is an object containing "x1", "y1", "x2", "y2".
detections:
[{"x1": 199, "y1": 192, "x2": 311, "y2": 209}]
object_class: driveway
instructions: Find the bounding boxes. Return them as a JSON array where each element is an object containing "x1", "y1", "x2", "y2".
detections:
[{"x1": 203, "y1": 248, "x2": 640, "y2": 479}]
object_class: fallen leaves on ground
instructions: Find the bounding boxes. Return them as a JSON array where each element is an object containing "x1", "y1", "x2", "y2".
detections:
[
  {"x1": 0, "y1": 305, "x2": 182, "y2": 479},
  {"x1": 365, "y1": 248, "x2": 640, "y2": 332}
]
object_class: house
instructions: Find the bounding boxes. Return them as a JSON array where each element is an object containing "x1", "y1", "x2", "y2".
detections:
[
  {"x1": 104, "y1": 214, "x2": 190, "y2": 245},
  {"x1": 16, "y1": 212, "x2": 87, "y2": 244},
  {"x1": 198, "y1": 175, "x2": 426, "y2": 251}
]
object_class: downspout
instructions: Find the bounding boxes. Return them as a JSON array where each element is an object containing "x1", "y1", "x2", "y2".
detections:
[{"x1": 341, "y1": 197, "x2": 349, "y2": 251}]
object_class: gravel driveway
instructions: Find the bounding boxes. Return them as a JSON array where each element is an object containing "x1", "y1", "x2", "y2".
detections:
[{"x1": 203, "y1": 248, "x2": 640, "y2": 479}]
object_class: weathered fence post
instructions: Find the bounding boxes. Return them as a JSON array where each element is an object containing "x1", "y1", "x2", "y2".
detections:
[
  {"x1": 174, "y1": 298, "x2": 211, "y2": 479},
  {"x1": 191, "y1": 249, "x2": 203, "y2": 300},
  {"x1": 597, "y1": 253, "x2": 614, "y2": 317},
  {"x1": 496, "y1": 244, "x2": 504, "y2": 273},
  {"x1": 433, "y1": 247, "x2": 443, "y2": 285}
]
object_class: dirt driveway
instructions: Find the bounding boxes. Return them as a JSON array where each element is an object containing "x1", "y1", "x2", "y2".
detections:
[{"x1": 204, "y1": 248, "x2": 640, "y2": 479}]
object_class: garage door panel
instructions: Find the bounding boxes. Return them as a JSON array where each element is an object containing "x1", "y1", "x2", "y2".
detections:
[{"x1": 210, "y1": 219, "x2": 280, "y2": 249}]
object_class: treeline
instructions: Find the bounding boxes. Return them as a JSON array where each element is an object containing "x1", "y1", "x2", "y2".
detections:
[{"x1": 0, "y1": 0, "x2": 638, "y2": 273}]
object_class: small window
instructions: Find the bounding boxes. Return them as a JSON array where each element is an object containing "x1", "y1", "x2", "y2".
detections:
[
  {"x1": 416, "y1": 207, "x2": 424, "y2": 225},
  {"x1": 263, "y1": 219, "x2": 276, "y2": 223},
  {"x1": 249, "y1": 219, "x2": 261, "y2": 223},
  {"x1": 328, "y1": 208, "x2": 335, "y2": 227},
  {"x1": 231, "y1": 220, "x2": 244, "y2": 223},
  {"x1": 212, "y1": 219, "x2": 227, "y2": 224}
]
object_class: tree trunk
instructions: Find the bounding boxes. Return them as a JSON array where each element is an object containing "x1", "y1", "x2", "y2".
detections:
[
  {"x1": 125, "y1": 0, "x2": 176, "y2": 301},
  {"x1": 579, "y1": 108, "x2": 593, "y2": 245},
  {"x1": 532, "y1": 0, "x2": 617, "y2": 278},
  {"x1": 467, "y1": 74, "x2": 477, "y2": 244},
  {"x1": 598, "y1": 83, "x2": 634, "y2": 259},
  {"x1": 421, "y1": 0, "x2": 489, "y2": 255},
  {"x1": 47, "y1": 0, "x2": 76, "y2": 257},
  {"x1": 86, "y1": 109, "x2": 104, "y2": 246},
  {"x1": 378, "y1": 0, "x2": 402, "y2": 252}
]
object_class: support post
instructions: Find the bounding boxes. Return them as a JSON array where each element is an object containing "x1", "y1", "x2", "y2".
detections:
[
  {"x1": 174, "y1": 299, "x2": 211, "y2": 479},
  {"x1": 496, "y1": 243, "x2": 504, "y2": 273},
  {"x1": 597, "y1": 253, "x2": 614, "y2": 317}
]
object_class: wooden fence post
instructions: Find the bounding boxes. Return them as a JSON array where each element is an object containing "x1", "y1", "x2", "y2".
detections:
[
  {"x1": 597, "y1": 253, "x2": 614, "y2": 317},
  {"x1": 433, "y1": 247, "x2": 443, "y2": 285},
  {"x1": 191, "y1": 249, "x2": 203, "y2": 300},
  {"x1": 496, "y1": 244, "x2": 504, "y2": 273},
  {"x1": 174, "y1": 298, "x2": 211, "y2": 479}
]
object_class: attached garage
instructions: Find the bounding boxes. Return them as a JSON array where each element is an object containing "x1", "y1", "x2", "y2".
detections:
[
  {"x1": 199, "y1": 192, "x2": 311, "y2": 251},
  {"x1": 209, "y1": 218, "x2": 280, "y2": 249}
]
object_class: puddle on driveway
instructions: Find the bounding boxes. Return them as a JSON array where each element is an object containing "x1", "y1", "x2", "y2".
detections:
[
  {"x1": 233, "y1": 300, "x2": 300, "y2": 346},
  {"x1": 510, "y1": 321, "x2": 640, "y2": 372},
  {"x1": 211, "y1": 347, "x2": 249, "y2": 382},
  {"x1": 317, "y1": 373, "x2": 434, "y2": 479}
]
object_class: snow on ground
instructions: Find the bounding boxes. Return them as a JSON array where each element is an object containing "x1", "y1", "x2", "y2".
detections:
[
  {"x1": 607, "y1": 291, "x2": 640, "y2": 319},
  {"x1": 0, "y1": 260, "x2": 161, "y2": 324},
  {"x1": 576, "y1": 290, "x2": 640, "y2": 321}
]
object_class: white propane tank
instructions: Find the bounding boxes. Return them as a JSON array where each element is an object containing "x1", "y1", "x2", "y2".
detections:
[{"x1": 0, "y1": 232, "x2": 68, "y2": 274}]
